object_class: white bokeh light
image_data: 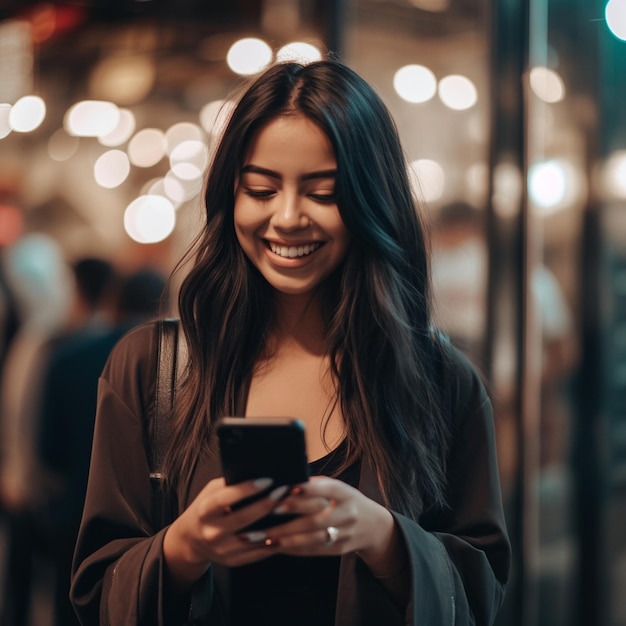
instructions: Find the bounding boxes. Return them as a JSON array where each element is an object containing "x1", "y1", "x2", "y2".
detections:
[
  {"x1": 64, "y1": 100, "x2": 120, "y2": 137},
  {"x1": 124, "y1": 195, "x2": 176, "y2": 244},
  {"x1": 170, "y1": 140, "x2": 209, "y2": 174},
  {"x1": 94, "y1": 150, "x2": 131, "y2": 188},
  {"x1": 0, "y1": 104, "x2": 12, "y2": 139},
  {"x1": 226, "y1": 38, "x2": 273, "y2": 75},
  {"x1": 408, "y1": 159, "x2": 445, "y2": 203},
  {"x1": 602, "y1": 150, "x2": 626, "y2": 199},
  {"x1": 164, "y1": 168, "x2": 203, "y2": 203},
  {"x1": 165, "y1": 122, "x2": 205, "y2": 155},
  {"x1": 493, "y1": 162, "x2": 523, "y2": 218},
  {"x1": 9, "y1": 95, "x2": 46, "y2": 132},
  {"x1": 199, "y1": 99, "x2": 235, "y2": 139},
  {"x1": 393, "y1": 65, "x2": 437, "y2": 104},
  {"x1": 529, "y1": 67, "x2": 565, "y2": 103},
  {"x1": 529, "y1": 161, "x2": 565, "y2": 208},
  {"x1": 147, "y1": 177, "x2": 183, "y2": 210},
  {"x1": 127, "y1": 128, "x2": 166, "y2": 167},
  {"x1": 527, "y1": 159, "x2": 586, "y2": 214},
  {"x1": 98, "y1": 109, "x2": 136, "y2": 147},
  {"x1": 276, "y1": 42, "x2": 322, "y2": 63},
  {"x1": 438, "y1": 75, "x2": 478, "y2": 110},
  {"x1": 606, "y1": 0, "x2": 626, "y2": 41}
]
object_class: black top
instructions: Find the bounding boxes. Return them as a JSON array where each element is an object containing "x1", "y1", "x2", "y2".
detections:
[{"x1": 230, "y1": 446, "x2": 360, "y2": 626}]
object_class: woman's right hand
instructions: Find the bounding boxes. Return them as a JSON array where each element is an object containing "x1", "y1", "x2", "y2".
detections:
[{"x1": 162, "y1": 477, "x2": 288, "y2": 587}]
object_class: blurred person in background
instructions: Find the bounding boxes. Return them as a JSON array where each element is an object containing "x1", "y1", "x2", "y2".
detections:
[
  {"x1": 0, "y1": 233, "x2": 74, "y2": 626},
  {"x1": 35, "y1": 267, "x2": 167, "y2": 626},
  {"x1": 62, "y1": 257, "x2": 117, "y2": 333},
  {"x1": 0, "y1": 256, "x2": 20, "y2": 387}
]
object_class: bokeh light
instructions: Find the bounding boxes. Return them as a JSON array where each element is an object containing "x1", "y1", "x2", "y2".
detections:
[
  {"x1": 393, "y1": 65, "x2": 437, "y2": 104},
  {"x1": 408, "y1": 159, "x2": 446, "y2": 203},
  {"x1": 226, "y1": 38, "x2": 273, "y2": 75},
  {"x1": 529, "y1": 160, "x2": 565, "y2": 208},
  {"x1": 98, "y1": 109, "x2": 136, "y2": 147},
  {"x1": 65, "y1": 100, "x2": 120, "y2": 137},
  {"x1": 164, "y1": 168, "x2": 203, "y2": 203},
  {"x1": 89, "y1": 55, "x2": 156, "y2": 105},
  {"x1": 124, "y1": 195, "x2": 176, "y2": 243},
  {"x1": 276, "y1": 42, "x2": 322, "y2": 63},
  {"x1": 9, "y1": 95, "x2": 46, "y2": 132},
  {"x1": 528, "y1": 159, "x2": 585, "y2": 214},
  {"x1": 602, "y1": 150, "x2": 626, "y2": 199},
  {"x1": 606, "y1": 0, "x2": 626, "y2": 41},
  {"x1": 529, "y1": 67, "x2": 565, "y2": 103},
  {"x1": 94, "y1": 149, "x2": 131, "y2": 188},
  {"x1": 165, "y1": 122, "x2": 205, "y2": 155},
  {"x1": 199, "y1": 99, "x2": 235, "y2": 139},
  {"x1": 127, "y1": 128, "x2": 166, "y2": 167},
  {"x1": 147, "y1": 177, "x2": 183, "y2": 210},
  {"x1": 169, "y1": 140, "x2": 209, "y2": 174},
  {"x1": 438, "y1": 75, "x2": 478, "y2": 110},
  {"x1": 0, "y1": 104, "x2": 12, "y2": 139}
]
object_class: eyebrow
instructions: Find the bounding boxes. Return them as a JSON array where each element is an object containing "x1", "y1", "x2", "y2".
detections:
[{"x1": 240, "y1": 164, "x2": 337, "y2": 181}]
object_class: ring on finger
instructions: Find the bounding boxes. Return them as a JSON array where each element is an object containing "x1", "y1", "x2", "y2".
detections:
[{"x1": 324, "y1": 525, "x2": 339, "y2": 546}]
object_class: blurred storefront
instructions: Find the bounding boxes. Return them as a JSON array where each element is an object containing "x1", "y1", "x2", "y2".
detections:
[{"x1": 0, "y1": 1, "x2": 624, "y2": 625}]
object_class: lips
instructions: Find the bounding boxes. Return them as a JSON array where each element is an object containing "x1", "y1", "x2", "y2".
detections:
[{"x1": 267, "y1": 241, "x2": 323, "y2": 258}]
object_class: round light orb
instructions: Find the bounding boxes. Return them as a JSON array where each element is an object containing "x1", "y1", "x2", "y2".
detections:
[
  {"x1": 124, "y1": 195, "x2": 176, "y2": 244},
  {"x1": 127, "y1": 128, "x2": 166, "y2": 168},
  {"x1": 276, "y1": 42, "x2": 322, "y2": 64},
  {"x1": 226, "y1": 38, "x2": 273, "y2": 76},
  {"x1": 393, "y1": 65, "x2": 437, "y2": 104},
  {"x1": 9, "y1": 95, "x2": 46, "y2": 132},
  {"x1": 438, "y1": 75, "x2": 478, "y2": 110},
  {"x1": 94, "y1": 150, "x2": 131, "y2": 188}
]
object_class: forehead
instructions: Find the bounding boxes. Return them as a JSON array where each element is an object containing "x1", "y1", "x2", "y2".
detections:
[{"x1": 244, "y1": 114, "x2": 336, "y2": 169}]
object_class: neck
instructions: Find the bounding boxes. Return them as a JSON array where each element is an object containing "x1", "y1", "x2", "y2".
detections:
[{"x1": 269, "y1": 290, "x2": 328, "y2": 356}]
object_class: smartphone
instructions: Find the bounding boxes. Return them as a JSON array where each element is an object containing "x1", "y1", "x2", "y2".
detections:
[{"x1": 216, "y1": 417, "x2": 310, "y2": 530}]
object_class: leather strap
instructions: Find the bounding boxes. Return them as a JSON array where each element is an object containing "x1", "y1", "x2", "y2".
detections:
[{"x1": 150, "y1": 318, "x2": 179, "y2": 529}]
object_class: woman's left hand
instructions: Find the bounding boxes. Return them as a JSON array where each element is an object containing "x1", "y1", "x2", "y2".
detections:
[{"x1": 238, "y1": 476, "x2": 397, "y2": 566}]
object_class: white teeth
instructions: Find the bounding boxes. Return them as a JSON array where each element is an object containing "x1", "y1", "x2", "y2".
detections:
[{"x1": 269, "y1": 242, "x2": 321, "y2": 258}]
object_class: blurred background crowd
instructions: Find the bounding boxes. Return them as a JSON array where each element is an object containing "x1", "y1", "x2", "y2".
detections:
[{"x1": 0, "y1": 1, "x2": 624, "y2": 626}]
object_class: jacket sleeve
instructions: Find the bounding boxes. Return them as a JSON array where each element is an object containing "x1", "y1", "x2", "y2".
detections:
[
  {"x1": 337, "y1": 346, "x2": 510, "y2": 626},
  {"x1": 69, "y1": 323, "x2": 214, "y2": 626},
  {"x1": 401, "y1": 348, "x2": 510, "y2": 626}
]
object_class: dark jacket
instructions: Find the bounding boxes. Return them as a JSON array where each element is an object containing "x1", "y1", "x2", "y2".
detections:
[{"x1": 70, "y1": 321, "x2": 510, "y2": 625}]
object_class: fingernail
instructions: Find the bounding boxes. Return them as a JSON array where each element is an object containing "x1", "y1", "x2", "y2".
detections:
[
  {"x1": 272, "y1": 504, "x2": 289, "y2": 515},
  {"x1": 239, "y1": 531, "x2": 267, "y2": 543},
  {"x1": 269, "y1": 485, "x2": 289, "y2": 501},
  {"x1": 252, "y1": 477, "x2": 273, "y2": 489}
]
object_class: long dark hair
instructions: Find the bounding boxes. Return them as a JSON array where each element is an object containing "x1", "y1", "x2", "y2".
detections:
[{"x1": 164, "y1": 60, "x2": 450, "y2": 519}]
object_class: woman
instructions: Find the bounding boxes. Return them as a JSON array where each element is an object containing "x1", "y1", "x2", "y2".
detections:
[{"x1": 70, "y1": 60, "x2": 510, "y2": 625}]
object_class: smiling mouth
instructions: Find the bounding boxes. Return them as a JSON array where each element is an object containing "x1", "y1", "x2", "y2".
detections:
[{"x1": 267, "y1": 241, "x2": 323, "y2": 258}]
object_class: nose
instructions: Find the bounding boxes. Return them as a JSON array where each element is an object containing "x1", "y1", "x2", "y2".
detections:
[{"x1": 270, "y1": 191, "x2": 309, "y2": 230}]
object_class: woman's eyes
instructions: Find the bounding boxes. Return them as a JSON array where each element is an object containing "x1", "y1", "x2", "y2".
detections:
[
  {"x1": 308, "y1": 193, "x2": 336, "y2": 204},
  {"x1": 243, "y1": 188, "x2": 336, "y2": 204},
  {"x1": 244, "y1": 188, "x2": 275, "y2": 199}
]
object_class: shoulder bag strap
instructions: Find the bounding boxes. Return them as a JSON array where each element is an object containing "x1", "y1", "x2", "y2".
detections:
[{"x1": 151, "y1": 317, "x2": 180, "y2": 530}]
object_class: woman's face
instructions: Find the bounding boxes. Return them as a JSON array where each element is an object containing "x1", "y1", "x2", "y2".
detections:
[{"x1": 234, "y1": 114, "x2": 350, "y2": 297}]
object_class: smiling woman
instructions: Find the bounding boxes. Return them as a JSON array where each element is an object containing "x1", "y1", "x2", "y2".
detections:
[
  {"x1": 234, "y1": 114, "x2": 350, "y2": 298},
  {"x1": 70, "y1": 59, "x2": 510, "y2": 626}
]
